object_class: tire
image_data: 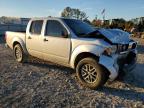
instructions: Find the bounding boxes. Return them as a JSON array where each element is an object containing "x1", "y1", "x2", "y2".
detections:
[
  {"x1": 76, "y1": 57, "x2": 109, "y2": 89},
  {"x1": 14, "y1": 44, "x2": 27, "y2": 63}
]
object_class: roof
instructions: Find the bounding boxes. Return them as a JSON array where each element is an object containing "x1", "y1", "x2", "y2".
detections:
[{"x1": 30, "y1": 17, "x2": 79, "y2": 21}]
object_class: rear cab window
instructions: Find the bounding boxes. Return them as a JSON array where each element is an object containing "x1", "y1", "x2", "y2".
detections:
[{"x1": 30, "y1": 20, "x2": 43, "y2": 35}]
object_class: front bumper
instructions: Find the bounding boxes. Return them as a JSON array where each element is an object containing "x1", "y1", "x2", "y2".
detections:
[{"x1": 99, "y1": 49, "x2": 137, "y2": 81}]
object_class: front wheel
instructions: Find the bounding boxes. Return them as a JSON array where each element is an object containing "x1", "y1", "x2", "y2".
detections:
[
  {"x1": 76, "y1": 57, "x2": 109, "y2": 89},
  {"x1": 14, "y1": 44, "x2": 26, "y2": 63}
]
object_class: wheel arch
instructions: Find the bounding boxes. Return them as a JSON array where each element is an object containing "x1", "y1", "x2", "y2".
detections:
[
  {"x1": 12, "y1": 38, "x2": 28, "y2": 55},
  {"x1": 73, "y1": 52, "x2": 99, "y2": 69},
  {"x1": 70, "y1": 44, "x2": 105, "y2": 69},
  {"x1": 13, "y1": 41, "x2": 21, "y2": 48}
]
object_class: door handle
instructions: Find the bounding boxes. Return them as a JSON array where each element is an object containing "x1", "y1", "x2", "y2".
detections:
[
  {"x1": 44, "y1": 38, "x2": 48, "y2": 42},
  {"x1": 28, "y1": 36, "x2": 32, "y2": 39}
]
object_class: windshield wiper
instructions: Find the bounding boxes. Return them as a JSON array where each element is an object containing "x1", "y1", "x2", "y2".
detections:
[
  {"x1": 86, "y1": 30, "x2": 98, "y2": 35},
  {"x1": 78, "y1": 30, "x2": 98, "y2": 37},
  {"x1": 77, "y1": 33, "x2": 88, "y2": 37}
]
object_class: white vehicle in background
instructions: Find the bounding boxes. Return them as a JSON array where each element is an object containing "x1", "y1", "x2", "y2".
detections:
[{"x1": 5, "y1": 17, "x2": 137, "y2": 89}]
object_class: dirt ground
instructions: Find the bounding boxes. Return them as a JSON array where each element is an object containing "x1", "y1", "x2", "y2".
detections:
[{"x1": 0, "y1": 36, "x2": 144, "y2": 108}]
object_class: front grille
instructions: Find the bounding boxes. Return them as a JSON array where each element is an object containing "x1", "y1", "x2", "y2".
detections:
[
  {"x1": 117, "y1": 44, "x2": 129, "y2": 53},
  {"x1": 117, "y1": 42, "x2": 137, "y2": 53}
]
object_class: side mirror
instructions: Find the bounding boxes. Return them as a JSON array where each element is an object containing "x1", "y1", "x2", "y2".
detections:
[{"x1": 61, "y1": 30, "x2": 68, "y2": 38}]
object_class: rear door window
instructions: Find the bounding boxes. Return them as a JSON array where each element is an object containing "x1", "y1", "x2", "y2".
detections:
[{"x1": 30, "y1": 20, "x2": 43, "y2": 35}]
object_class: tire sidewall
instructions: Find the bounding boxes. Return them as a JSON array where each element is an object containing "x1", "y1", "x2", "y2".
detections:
[
  {"x1": 14, "y1": 44, "x2": 23, "y2": 62},
  {"x1": 76, "y1": 57, "x2": 107, "y2": 89}
]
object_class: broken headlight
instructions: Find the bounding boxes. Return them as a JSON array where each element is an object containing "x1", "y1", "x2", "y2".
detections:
[{"x1": 104, "y1": 45, "x2": 117, "y2": 55}]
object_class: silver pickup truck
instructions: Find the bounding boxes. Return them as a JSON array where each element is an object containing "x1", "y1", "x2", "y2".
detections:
[{"x1": 5, "y1": 17, "x2": 137, "y2": 89}]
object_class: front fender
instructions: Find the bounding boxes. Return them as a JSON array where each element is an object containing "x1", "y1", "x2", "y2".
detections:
[{"x1": 70, "y1": 44, "x2": 105, "y2": 68}]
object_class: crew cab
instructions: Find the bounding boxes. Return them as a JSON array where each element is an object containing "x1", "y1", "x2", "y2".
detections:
[{"x1": 5, "y1": 17, "x2": 137, "y2": 89}]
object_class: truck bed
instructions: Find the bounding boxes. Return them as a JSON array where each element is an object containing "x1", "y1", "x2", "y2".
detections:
[{"x1": 6, "y1": 31, "x2": 26, "y2": 49}]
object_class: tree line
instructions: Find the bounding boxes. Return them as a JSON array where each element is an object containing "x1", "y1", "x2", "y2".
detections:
[{"x1": 61, "y1": 7, "x2": 144, "y2": 33}]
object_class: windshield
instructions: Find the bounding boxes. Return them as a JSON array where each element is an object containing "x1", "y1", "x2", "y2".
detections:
[{"x1": 63, "y1": 19, "x2": 95, "y2": 37}]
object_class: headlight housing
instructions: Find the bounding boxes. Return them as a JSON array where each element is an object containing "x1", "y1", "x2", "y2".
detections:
[{"x1": 104, "y1": 45, "x2": 117, "y2": 55}]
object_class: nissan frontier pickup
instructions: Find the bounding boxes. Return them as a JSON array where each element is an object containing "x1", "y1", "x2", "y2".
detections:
[{"x1": 5, "y1": 17, "x2": 137, "y2": 89}]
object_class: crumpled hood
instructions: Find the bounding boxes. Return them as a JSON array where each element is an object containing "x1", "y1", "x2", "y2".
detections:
[{"x1": 97, "y1": 28, "x2": 130, "y2": 44}]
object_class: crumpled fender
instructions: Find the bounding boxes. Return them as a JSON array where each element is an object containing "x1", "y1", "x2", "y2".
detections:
[
  {"x1": 99, "y1": 55, "x2": 119, "y2": 81},
  {"x1": 70, "y1": 44, "x2": 105, "y2": 68}
]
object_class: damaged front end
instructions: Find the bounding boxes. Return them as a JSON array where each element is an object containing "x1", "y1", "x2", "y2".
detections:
[
  {"x1": 98, "y1": 37, "x2": 137, "y2": 81},
  {"x1": 99, "y1": 48, "x2": 137, "y2": 81}
]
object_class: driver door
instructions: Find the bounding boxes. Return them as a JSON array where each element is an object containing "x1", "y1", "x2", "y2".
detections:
[{"x1": 42, "y1": 20, "x2": 71, "y2": 66}]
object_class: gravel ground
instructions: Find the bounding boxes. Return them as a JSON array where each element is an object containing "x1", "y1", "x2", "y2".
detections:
[{"x1": 0, "y1": 36, "x2": 144, "y2": 108}]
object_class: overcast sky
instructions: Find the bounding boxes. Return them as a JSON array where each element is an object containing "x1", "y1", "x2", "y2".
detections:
[{"x1": 0, "y1": 0, "x2": 144, "y2": 20}]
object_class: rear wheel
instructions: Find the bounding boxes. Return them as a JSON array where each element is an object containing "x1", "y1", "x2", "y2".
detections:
[
  {"x1": 76, "y1": 57, "x2": 109, "y2": 89},
  {"x1": 14, "y1": 44, "x2": 26, "y2": 63}
]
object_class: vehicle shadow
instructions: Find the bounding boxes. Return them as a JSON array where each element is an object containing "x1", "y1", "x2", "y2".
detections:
[
  {"x1": 97, "y1": 86, "x2": 144, "y2": 102},
  {"x1": 122, "y1": 63, "x2": 144, "y2": 88},
  {"x1": 137, "y1": 44, "x2": 144, "y2": 54},
  {"x1": 0, "y1": 35, "x2": 5, "y2": 44},
  {"x1": 26, "y1": 59, "x2": 74, "y2": 75},
  {"x1": 101, "y1": 62, "x2": 144, "y2": 102},
  {"x1": 27, "y1": 59, "x2": 144, "y2": 101}
]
